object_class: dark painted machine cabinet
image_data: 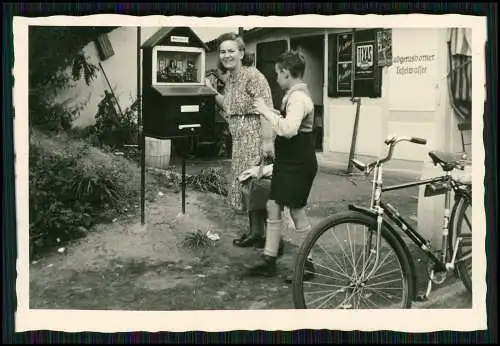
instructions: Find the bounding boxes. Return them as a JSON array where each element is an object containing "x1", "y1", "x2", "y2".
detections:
[{"x1": 141, "y1": 27, "x2": 217, "y2": 139}]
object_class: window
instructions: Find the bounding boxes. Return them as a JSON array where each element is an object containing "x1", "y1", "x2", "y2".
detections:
[{"x1": 328, "y1": 29, "x2": 386, "y2": 98}]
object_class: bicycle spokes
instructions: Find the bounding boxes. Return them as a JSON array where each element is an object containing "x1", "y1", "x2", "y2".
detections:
[
  {"x1": 454, "y1": 202, "x2": 472, "y2": 284},
  {"x1": 300, "y1": 222, "x2": 406, "y2": 309}
]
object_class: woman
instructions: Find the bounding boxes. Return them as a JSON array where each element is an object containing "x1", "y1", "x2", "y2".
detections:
[{"x1": 205, "y1": 32, "x2": 277, "y2": 248}]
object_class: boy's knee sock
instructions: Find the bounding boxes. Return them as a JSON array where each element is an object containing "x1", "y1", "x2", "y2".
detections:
[
  {"x1": 263, "y1": 219, "x2": 282, "y2": 257},
  {"x1": 290, "y1": 207, "x2": 311, "y2": 233}
]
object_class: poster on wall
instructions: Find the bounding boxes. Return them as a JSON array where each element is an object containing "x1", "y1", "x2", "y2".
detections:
[
  {"x1": 388, "y1": 29, "x2": 439, "y2": 112},
  {"x1": 337, "y1": 33, "x2": 353, "y2": 61},
  {"x1": 355, "y1": 41, "x2": 375, "y2": 80},
  {"x1": 377, "y1": 29, "x2": 393, "y2": 67},
  {"x1": 337, "y1": 62, "x2": 352, "y2": 92}
]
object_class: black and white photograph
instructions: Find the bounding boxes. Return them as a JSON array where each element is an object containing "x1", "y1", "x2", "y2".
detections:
[{"x1": 13, "y1": 13, "x2": 487, "y2": 333}]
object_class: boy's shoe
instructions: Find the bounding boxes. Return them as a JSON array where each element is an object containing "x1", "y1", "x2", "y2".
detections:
[
  {"x1": 283, "y1": 258, "x2": 316, "y2": 284},
  {"x1": 244, "y1": 254, "x2": 277, "y2": 277}
]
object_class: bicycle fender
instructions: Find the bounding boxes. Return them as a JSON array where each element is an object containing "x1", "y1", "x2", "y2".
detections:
[{"x1": 348, "y1": 204, "x2": 419, "y2": 300}]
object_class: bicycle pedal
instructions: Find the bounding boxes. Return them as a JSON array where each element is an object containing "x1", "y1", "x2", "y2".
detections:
[{"x1": 415, "y1": 294, "x2": 429, "y2": 302}]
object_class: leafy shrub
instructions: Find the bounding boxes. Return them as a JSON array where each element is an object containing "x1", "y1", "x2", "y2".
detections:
[
  {"x1": 91, "y1": 92, "x2": 140, "y2": 150},
  {"x1": 29, "y1": 129, "x2": 140, "y2": 256},
  {"x1": 29, "y1": 26, "x2": 114, "y2": 134},
  {"x1": 149, "y1": 166, "x2": 229, "y2": 197},
  {"x1": 180, "y1": 230, "x2": 215, "y2": 249},
  {"x1": 186, "y1": 167, "x2": 228, "y2": 196},
  {"x1": 29, "y1": 94, "x2": 88, "y2": 134}
]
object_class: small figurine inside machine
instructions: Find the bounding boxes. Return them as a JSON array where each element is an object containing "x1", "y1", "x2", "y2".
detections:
[
  {"x1": 184, "y1": 60, "x2": 196, "y2": 82},
  {"x1": 156, "y1": 50, "x2": 200, "y2": 84}
]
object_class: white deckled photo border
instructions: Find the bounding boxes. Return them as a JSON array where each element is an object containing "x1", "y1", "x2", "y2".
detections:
[{"x1": 13, "y1": 13, "x2": 488, "y2": 333}]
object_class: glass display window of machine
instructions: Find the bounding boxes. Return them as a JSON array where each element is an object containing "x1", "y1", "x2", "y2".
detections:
[{"x1": 153, "y1": 46, "x2": 205, "y2": 86}]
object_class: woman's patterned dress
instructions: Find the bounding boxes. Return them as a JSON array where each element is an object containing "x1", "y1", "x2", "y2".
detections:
[{"x1": 221, "y1": 66, "x2": 274, "y2": 212}]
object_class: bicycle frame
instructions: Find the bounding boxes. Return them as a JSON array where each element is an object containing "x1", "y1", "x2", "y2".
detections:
[
  {"x1": 350, "y1": 136, "x2": 471, "y2": 282},
  {"x1": 378, "y1": 171, "x2": 458, "y2": 272}
]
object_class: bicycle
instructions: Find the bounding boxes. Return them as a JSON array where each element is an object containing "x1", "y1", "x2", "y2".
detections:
[{"x1": 292, "y1": 135, "x2": 472, "y2": 309}]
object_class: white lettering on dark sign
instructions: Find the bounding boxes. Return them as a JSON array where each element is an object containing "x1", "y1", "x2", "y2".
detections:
[
  {"x1": 356, "y1": 44, "x2": 374, "y2": 69},
  {"x1": 181, "y1": 105, "x2": 199, "y2": 113},
  {"x1": 171, "y1": 36, "x2": 189, "y2": 43}
]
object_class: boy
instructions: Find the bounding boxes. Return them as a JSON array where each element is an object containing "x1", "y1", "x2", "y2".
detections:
[{"x1": 245, "y1": 50, "x2": 317, "y2": 280}]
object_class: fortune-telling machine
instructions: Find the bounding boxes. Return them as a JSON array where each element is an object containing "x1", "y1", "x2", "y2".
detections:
[{"x1": 139, "y1": 27, "x2": 217, "y2": 221}]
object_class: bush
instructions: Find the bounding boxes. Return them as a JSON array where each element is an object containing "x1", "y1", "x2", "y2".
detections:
[
  {"x1": 91, "y1": 92, "x2": 139, "y2": 150},
  {"x1": 180, "y1": 230, "x2": 215, "y2": 249},
  {"x1": 29, "y1": 129, "x2": 140, "y2": 256},
  {"x1": 186, "y1": 167, "x2": 228, "y2": 196}
]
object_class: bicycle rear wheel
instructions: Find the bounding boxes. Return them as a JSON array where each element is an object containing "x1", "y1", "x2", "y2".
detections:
[
  {"x1": 449, "y1": 192, "x2": 472, "y2": 292},
  {"x1": 292, "y1": 211, "x2": 414, "y2": 309}
]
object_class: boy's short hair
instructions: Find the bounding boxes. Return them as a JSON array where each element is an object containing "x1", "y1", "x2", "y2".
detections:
[{"x1": 276, "y1": 50, "x2": 306, "y2": 78}]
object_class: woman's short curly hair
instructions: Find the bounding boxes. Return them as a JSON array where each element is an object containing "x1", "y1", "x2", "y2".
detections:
[{"x1": 216, "y1": 32, "x2": 254, "y2": 72}]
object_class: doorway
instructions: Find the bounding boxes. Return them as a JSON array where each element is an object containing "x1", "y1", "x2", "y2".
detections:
[
  {"x1": 290, "y1": 35, "x2": 325, "y2": 152},
  {"x1": 256, "y1": 40, "x2": 288, "y2": 109}
]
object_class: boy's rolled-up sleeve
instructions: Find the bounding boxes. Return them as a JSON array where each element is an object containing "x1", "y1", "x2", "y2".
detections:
[{"x1": 268, "y1": 92, "x2": 313, "y2": 139}]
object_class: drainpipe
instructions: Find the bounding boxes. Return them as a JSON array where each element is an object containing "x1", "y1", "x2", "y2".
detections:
[
  {"x1": 347, "y1": 28, "x2": 361, "y2": 174},
  {"x1": 99, "y1": 62, "x2": 124, "y2": 117},
  {"x1": 137, "y1": 26, "x2": 145, "y2": 225}
]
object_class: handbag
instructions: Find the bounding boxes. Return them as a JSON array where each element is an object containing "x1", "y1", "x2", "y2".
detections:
[{"x1": 241, "y1": 162, "x2": 272, "y2": 212}]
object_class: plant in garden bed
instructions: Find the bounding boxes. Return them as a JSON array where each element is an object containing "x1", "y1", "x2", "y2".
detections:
[
  {"x1": 29, "y1": 129, "x2": 145, "y2": 257},
  {"x1": 180, "y1": 230, "x2": 216, "y2": 249},
  {"x1": 91, "y1": 93, "x2": 140, "y2": 151},
  {"x1": 186, "y1": 167, "x2": 228, "y2": 196},
  {"x1": 149, "y1": 167, "x2": 229, "y2": 197}
]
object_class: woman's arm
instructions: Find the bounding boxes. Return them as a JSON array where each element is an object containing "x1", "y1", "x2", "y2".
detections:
[
  {"x1": 214, "y1": 92, "x2": 225, "y2": 108},
  {"x1": 206, "y1": 77, "x2": 225, "y2": 109},
  {"x1": 245, "y1": 71, "x2": 276, "y2": 144}
]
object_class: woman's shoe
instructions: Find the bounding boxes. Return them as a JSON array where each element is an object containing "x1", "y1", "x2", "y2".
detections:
[{"x1": 234, "y1": 210, "x2": 266, "y2": 248}]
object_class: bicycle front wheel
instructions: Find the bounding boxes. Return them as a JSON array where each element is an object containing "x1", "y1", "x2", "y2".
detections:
[
  {"x1": 292, "y1": 211, "x2": 414, "y2": 309},
  {"x1": 449, "y1": 192, "x2": 472, "y2": 292}
]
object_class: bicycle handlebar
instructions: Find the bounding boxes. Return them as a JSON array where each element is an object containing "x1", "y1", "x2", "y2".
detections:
[{"x1": 352, "y1": 136, "x2": 427, "y2": 175}]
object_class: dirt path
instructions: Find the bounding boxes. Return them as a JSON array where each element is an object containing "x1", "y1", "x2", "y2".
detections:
[
  {"x1": 29, "y1": 181, "x2": 311, "y2": 311},
  {"x1": 30, "y1": 166, "x2": 468, "y2": 310}
]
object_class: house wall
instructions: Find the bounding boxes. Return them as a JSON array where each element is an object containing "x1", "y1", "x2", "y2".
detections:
[
  {"x1": 326, "y1": 28, "x2": 466, "y2": 249},
  {"x1": 205, "y1": 51, "x2": 219, "y2": 73},
  {"x1": 206, "y1": 28, "x2": 326, "y2": 106},
  {"x1": 55, "y1": 26, "x2": 164, "y2": 128},
  {"x1": 324, "y1": 28, "x2": 454, "y2": 170},
  {"x1": 292, "y1": 38, "x2": 324, "y2": 105},
  {"x1": 60, "y1": 26, "x2": 474, "y2": 250},
  {"x1": 212, "y1": 28, "x2": 461, "y2": 171},
  {"x1": 67, "y1": 26, "x2": 464, "y2": 165},
  {"x1": 210, "y1": 27, "x2": 471, "y2": 249}
]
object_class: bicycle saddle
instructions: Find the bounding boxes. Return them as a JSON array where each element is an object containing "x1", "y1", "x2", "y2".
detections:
[{"x1": 428, "y1": 150, "x2": 465, "y2": 171}]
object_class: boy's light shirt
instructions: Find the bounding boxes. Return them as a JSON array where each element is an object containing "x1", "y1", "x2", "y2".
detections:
[{"x1": 262, "y1": 83, "x2": 314, "y2": 139}]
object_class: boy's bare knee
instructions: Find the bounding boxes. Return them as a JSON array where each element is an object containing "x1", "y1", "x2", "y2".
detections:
[
  {"x1": 266, "y1": 200, "x2": 282, "y2": 220},
  {"x1": 290, "y1": 207, "x2": 311, "y2": 232},
  {"x1": 266, "y1": 199, "x2": 279, "y2": 211}
]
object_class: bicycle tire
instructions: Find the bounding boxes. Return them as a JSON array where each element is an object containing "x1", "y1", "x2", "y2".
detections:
[
  {"x1": 448, "y1": 193, "x2": 472, "y2": 292},
  {"x1": 292, "y1": 210, "x2": 414, "y2": 309}
]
